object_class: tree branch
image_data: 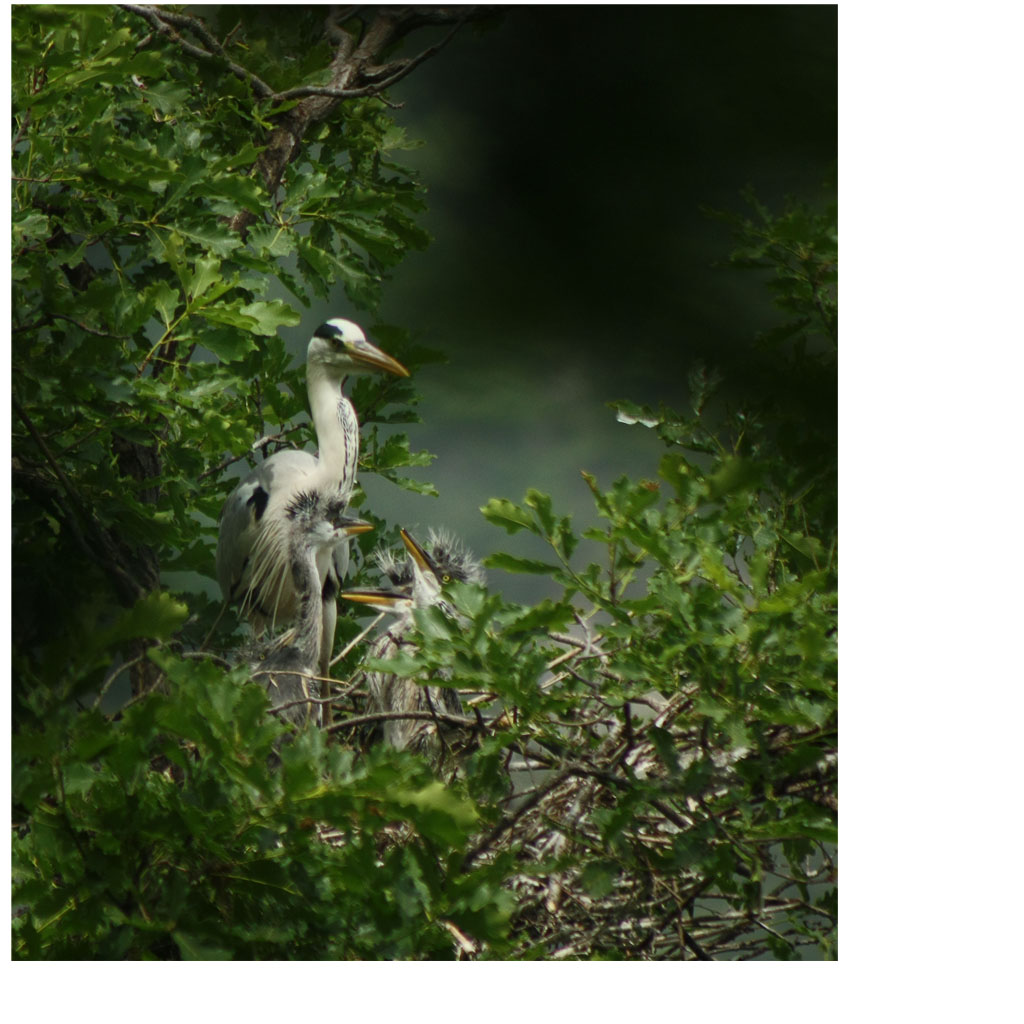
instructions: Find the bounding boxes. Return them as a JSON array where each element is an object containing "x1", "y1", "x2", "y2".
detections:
[
  {"x1": 228, "y1": 7, "x2": 495, "y2": 236},
  {"x1": 118, "y1": 5, "x2": 275, "y2": 98},
  {"x1": 118, "y1": 6, "x2": 497, "y2": 238},
  {"x1": 13, "y1": 398, "x2": 147, "y2": 604},
  {"x1": 327, "y1": 708, "x2": 478, "y2": 734},
  {"x1": 197, "y1": 425, "x2": 306, "y2": 482},
  {"x1": 13, "y1": 313, "x2": 131, "y2": 340},
  {"x1": 270, "y1": 13, "x2": 469, "y2": 103}
]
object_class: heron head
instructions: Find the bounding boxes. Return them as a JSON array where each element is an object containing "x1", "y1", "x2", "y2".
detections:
[
  {"x1": 401, "y1": 528, "x2": 485, "y2": 589},
  {"x1": 286, "y1": 491, "x2": 373, "y2": 550},
  {"x1": 324, "y1": 498, "x2": 374, "y2": 542},
  {"x1": 308, "y1": 318, "x2": 409, "y2": 379},
  {"x1": 342, "y1": 528, "x2": 483, "y2": 615}
]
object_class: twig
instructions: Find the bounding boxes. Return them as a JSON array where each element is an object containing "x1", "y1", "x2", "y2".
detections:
[
  {"x1": 257, "y1": 667, "x2": 351, "y2": 690},
  {"x1": 258, "y1": 672, "x2": 367, "y2": 717},
  {"x1": 92, "y1": 654, "x2": 147, "y2": 710},
  {"x1": 119, "y1": 5, "x2": 275, "y2": 98},
  {"x1": 14, "y1": 399, "x2": 86, "y2": 505},
  {"x1": 198, "y1": 425, "x2": 305, "y2": 481},
  {"x1": 442, "y1": 919, "x2": 478, "y2": 958},
  {"x1": 25, "y1": 313, "x2": 131, "y2": 340},
  {"x1": 145, "y1": 5, "x2": 229, "y2": 56},
  {"x1": 198, "y1": 601, "x2": 229, "y2": 653},
  {"x1": 118, "y1": 669, "x2": 168, "y2": 711},
  {"x1": 270, "y1": 15, "x2": 468, "y2": 103},
  {"x1": 178, "y1": 650, "x2": 234, "y2": 669},
  {"x1": 325, "y1": 7, "x2": 359, "y2": 46},
  {"x1": 462, "y1": 765, "x2": 580, "y2": 870},
  {"x1": 12, "y1": 109, "x2": 32, "y2": 152},
  {"x1": 327, "y1": 708, "x2": 478, "y2": 734},
  {"x1": 547, "y1": 631, "x2": 587, "y2": 649},
  {"x1": 330, "y1": 611, "x2": 385, "y2": 666},
  {"x1": 13, "y1": 397, "x2": 142, "y2": 602}
]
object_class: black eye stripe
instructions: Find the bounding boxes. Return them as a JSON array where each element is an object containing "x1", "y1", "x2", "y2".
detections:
[{"x1": 315, "y1": 322, "x2": 345, "y2": 343}]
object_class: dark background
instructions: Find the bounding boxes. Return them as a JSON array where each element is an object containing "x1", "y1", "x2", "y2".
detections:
[{"x1": 286, "y1": 5, "x2": 837, "y2": 600}]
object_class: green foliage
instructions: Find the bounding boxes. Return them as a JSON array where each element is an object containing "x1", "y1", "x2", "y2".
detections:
[
  {"x1": 12, "y1": 5, "x2": 433, "y2": 660},
  {"x1": 402, "y1": 361, "x2": 836, "y2": 958},
  {"x1": 12, "y1": 655, "x2": 513, "y2": 960},
  {"x1": 12, "y1": 6, "x2": 835, "y2": 961},
  {"x1": 721, "y1": 189, "x2": 837, "y2": 350},
  {"x1": 705, "y1": 191, "x2": 838, "y2": 527}
]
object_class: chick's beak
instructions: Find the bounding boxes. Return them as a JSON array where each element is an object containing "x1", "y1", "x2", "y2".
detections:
[
  {"x1": 340, "y1": 588, "x2": 413, "y2": 614},
  {"x1": 338, "y1": 517, "x2": 374, "y2": 537},
  {"x1": 400, "y1": 529, "x2": 435, "y2": 576}
]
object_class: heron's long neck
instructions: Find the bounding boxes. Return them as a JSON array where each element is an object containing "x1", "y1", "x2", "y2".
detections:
[
  {"x1": 307, "y1": 365, "x2": 359, "y2": 499},
  {"x1": 289, "y1": 544, "x2": 324, "y2": 668}
]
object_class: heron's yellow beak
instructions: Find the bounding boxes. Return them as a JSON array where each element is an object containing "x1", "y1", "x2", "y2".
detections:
[
  {"x1": 345, "y1": 338, "x2": 410, "y2": 378},
  {"x1": 340, "y1": 588, "x2": 412, "y2": 613},
  {"x1": 338, "y1": 517, "x2": 374, "y2": 537},
  {"x1": 400, "y1": 528, "x2": 434, "y2": 574}
]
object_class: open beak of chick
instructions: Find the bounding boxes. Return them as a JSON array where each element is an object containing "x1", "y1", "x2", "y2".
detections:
[
  {"x1": 340, "y1": 529, "x2": 438, "y2": 613},
  {"x1": 398, "y1": 528, "x2": 438, "y2": 577},
  {"x1": 339, "y1": 587, "x2": 413, "y2": 614}
]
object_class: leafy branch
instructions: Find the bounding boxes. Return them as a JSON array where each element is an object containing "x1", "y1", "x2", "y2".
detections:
[
  {"x1": 119, "y1": 4, "x2": 495, "y2": 239},
  {"x1": 119, "y1": 4, "x2": 277, "y2": 97}
]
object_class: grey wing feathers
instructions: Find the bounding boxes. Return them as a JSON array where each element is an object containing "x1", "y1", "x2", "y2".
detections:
[
  {"x1": 216, "y1": 474, "x2": 264, "y2": 602},
  {"x1": 216, "y1": 449, "x2": 319, "y2": 616}
]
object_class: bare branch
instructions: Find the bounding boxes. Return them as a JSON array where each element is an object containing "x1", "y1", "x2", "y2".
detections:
[
  {"x1": 119, "y1": 5, "x2": 275, "y2": 98},
  {"x1": 92, "y1": 654, "x2": 147, "y2": 710},
  {"x1": 198, "y1": 425, "x2": 306, "y2": 482},
  {"x1": 222, "y1": 6, "x2": 498, "y2": 236},
  {"x1": 325, "y1": 6, "x2": 361, "y2": 46},
  {"x1": 329, "y1": 611, "x2": 387, "y2": 666},
  {"x1": 327, "y1": 708, "x2": 478, "y2": 734},
  {"x1": 270, "y1": 13, "x2": 469, "y2": 103},
  {"x1": 18, "y1": 313, "x2": 132, "y2": 340}
]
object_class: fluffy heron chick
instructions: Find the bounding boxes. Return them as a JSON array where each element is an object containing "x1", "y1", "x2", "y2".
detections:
[
  {"x1": 342, "y1": 528, "x2": 484, "y2": 756},
  {"x1": 216, "y1": 318, "x2": 408, "y2": 675},
  {"x1": 247, "y1": 492, "x2": 372, "y2": 728}
]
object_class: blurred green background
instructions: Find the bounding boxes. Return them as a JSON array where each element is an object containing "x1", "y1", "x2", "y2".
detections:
[{"x1": 282, "y1": 6, "x2": 837, "y2": 600}]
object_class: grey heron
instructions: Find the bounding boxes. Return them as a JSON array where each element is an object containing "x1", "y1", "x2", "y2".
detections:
[
  {"x1": 216, "y1": 318, "x2": 408, "y2": 676},
  {"x1": 248, "y1": 491, "x2": 373, "y2": 728},
  {"x1": 341, "y1": 528, "x2": 484, "y2": 757}
]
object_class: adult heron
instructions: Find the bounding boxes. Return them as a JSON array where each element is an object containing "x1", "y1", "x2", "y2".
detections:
[
  {"x1": 342, "y1": 528, "x2": 484, "y2": 756},
  {"x1": 248, "y1": 491, "x2": 373, "y2": 728},
  {"x1": 216, "y1": 318, "x2": 408, "y2": 675}
]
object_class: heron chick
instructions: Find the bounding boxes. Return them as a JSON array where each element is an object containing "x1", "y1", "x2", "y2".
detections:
[
  {"x1": 342, "y1": 528, "x2": 484, "y2": 757},
  {"x1": 216, "y1": 318, "x2": 408, "y2": 676},
  {"x1": 247, "y1": 492, "x2": 372, "y2": 728}
]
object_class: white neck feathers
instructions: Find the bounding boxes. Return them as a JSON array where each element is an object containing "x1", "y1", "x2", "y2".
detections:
[{"x1": 307, "y1": 363, "x2": 359, "y2": 499}]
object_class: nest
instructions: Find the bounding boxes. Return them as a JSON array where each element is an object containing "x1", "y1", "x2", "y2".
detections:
[{"x1": 317, "y1": 627, "x2": 837, "y2": 960}]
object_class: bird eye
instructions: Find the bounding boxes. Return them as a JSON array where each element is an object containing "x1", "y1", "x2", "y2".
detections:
[{"x1": 442, "y1": 574, "x2": 452, "y2": 584}]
